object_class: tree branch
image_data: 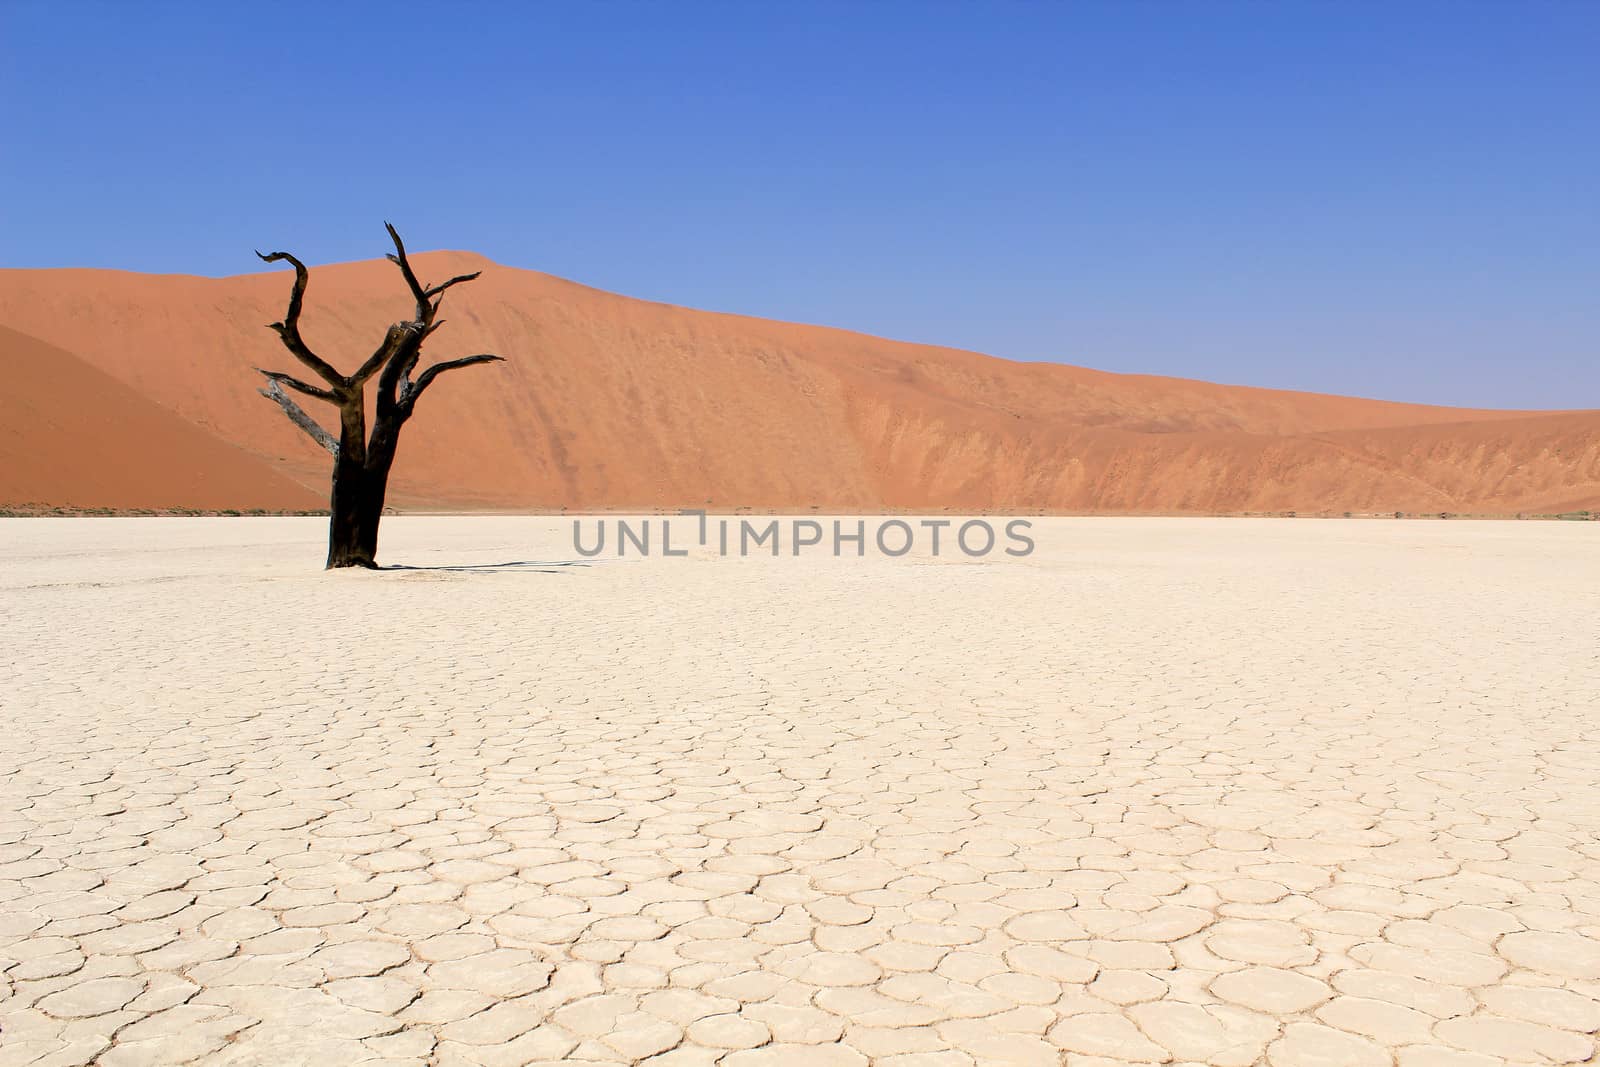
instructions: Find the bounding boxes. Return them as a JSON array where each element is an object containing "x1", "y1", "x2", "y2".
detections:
[
  {"x1": 350, "y1": 323, "x2": 417, "y2": 386},
  {"x1": 383, "y1": 222, "x2": 431, "y2": 322},
  {"x1": 255, "y1": 250, "x2": 346, "y2": 387},
  {"x1": 259, "y1": 379, "x2": 340, "y2": 456},
  {"x1": 400, "y1": 354, "x2": 505, "y2": 409},
  {"x1": 255, "y1": 367, "x2": 339, "y2": 404},
  {"x1": 376, "y1": 325, "x2": 426, "y2": 411},
  {"x1": 424, "y1": 271, "x2": 481, "y2": 298}
]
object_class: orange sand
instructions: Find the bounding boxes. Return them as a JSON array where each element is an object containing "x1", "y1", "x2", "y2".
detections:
[{"x1": 1, "y1": 255, "x2": 1594, "y2": 513}]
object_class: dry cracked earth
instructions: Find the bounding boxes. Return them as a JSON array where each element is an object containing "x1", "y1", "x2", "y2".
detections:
[{"x1": 1, "y1": 516, "x2": 1597, "y2": 1067}]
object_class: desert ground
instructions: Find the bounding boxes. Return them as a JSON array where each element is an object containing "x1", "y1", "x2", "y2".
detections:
[{"x1": 2, "y1": 516, "x2": 1597, "y2": 1066}]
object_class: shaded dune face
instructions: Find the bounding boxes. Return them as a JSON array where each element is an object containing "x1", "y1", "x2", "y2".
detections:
[
  {"x1": 0, "y1": 325, "x2": 323, "y2": 512},
  {"x1": 0, "y1": 254, "x2": 1596, "y2": 513}
]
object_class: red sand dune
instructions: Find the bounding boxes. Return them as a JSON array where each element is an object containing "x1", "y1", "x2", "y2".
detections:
[
  {"x1": 0, "y1": 325, "x2": 322, "y2": 512},
  {"x1": 1, "y1": 254, "x2": 1596, "y2": 514}
]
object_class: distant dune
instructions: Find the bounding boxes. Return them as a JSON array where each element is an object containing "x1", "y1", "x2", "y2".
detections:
[
  {"x1": 0, "y1": 325, "x2": 322, "y2": 512},
  {"x1": 1, "y1": 254, "x2": 1595, "y2": 514}
]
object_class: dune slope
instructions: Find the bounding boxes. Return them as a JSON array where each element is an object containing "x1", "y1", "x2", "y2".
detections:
[
  {"x1": 0, "y1": 255, "x2": 1594, "y2": 513},
  {"x1": 0, "y1": 325, "x2": 323, "y2": 512}
]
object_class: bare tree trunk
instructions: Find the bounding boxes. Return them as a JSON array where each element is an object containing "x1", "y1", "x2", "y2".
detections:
[
  {"x1": 327, "y1": 482, "x2": 367, "y2": 568},
  {"x1": 252, "y1": 225, "x2": 505, "y2": 569},
  {"x1": 324, "y1": 388, "x2": 372, "y2": 567},
  {"x1": 328, "y1": 453, "x2": 373, "y2": 567},
  {"x1": 356, "y1": 427, "x2": 401, "y2": 564}
]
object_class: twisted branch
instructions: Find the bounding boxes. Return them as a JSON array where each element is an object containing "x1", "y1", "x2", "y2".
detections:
[
  {"x1": 255, "y1": 368, "x2": 339, "y2": 404},
  {"x1": 350, "y1": 323, "x2": 417, "y2": 387},
  {"x1": 383, "y1": 222, "x2": 432, "y2": 323},
  {"x1": 401, "y1": 354, "x2": 505, "y2": 410},
  {"x1": 259, "y1": 380, "x2": 339, "y2": 456},
  {"x1": 254, "y1": 250, "x2": 345, "y2": 387},
  {"x1": 425, "y1": 272, "x2": 482, "y2": 299}
]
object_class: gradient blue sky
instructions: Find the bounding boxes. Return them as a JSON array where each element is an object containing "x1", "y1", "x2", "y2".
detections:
[{"x1": 3, "y1": 2, "x2": 1596, "y2": 408}]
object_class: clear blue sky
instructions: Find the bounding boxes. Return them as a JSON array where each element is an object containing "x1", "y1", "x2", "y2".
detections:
[{"x1": 3, "y1": 2, "x2": 1595, "y2": 408}]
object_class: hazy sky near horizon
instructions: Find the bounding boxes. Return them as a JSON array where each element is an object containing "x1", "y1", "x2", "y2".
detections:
[{"x1": 2, "y1": 2, "x2": 1596, "y2": 408}]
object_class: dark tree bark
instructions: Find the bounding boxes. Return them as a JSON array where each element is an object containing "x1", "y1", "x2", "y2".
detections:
[{"x1": 254, "y1": 225, "x2": 504, "y2": 568}]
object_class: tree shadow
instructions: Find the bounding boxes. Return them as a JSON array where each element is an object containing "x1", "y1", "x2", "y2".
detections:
[{"x1": 380, "y1": 559, "x2": 593, "y2": 574}]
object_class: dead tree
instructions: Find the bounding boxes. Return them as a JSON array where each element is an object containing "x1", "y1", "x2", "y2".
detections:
[{"x1": 254, "y1": 224, "x2": 503, "y2": 568}]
